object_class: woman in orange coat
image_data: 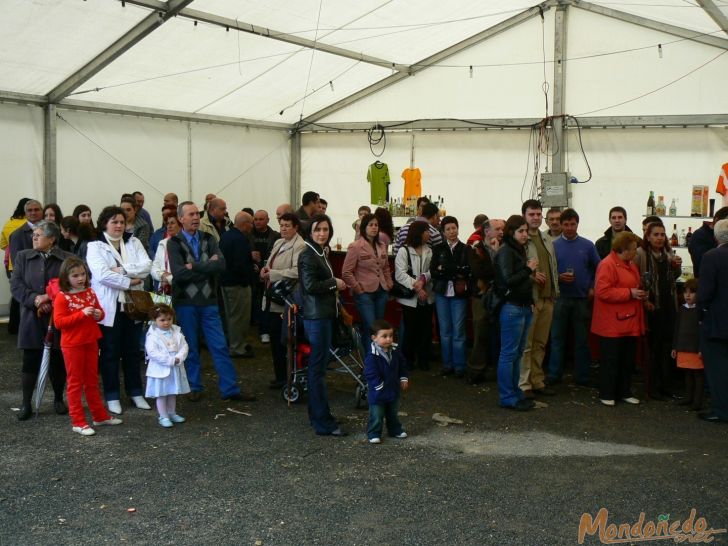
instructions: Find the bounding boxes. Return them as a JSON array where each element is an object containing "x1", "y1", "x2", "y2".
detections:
[{"x1": 591, "y1": 232, "x2": 646, "y2": 406}]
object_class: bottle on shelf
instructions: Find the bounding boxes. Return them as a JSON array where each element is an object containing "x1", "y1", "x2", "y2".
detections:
[
  {"x1": 669, "y1": 198, "x2": 677, "y2": 217},
  {"x1": 656, "y1": 196, "x2": 667, "y2": 216},
  {"x1": 685, "y1": 226, "x2": 693, "y2": 246},
  {"x1": 670, "y1": 224, "x2": 679, "y2": 248},
  {"x1": 679, "y1": 228, "x2": 687, "y2": 247},
  {"x1": 646, "y1": 191, "x2": 656, "y2": 216}
]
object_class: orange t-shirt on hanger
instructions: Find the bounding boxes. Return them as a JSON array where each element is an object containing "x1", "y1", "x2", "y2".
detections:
[{"x1": 402, "y1": 168, "x2": 422, "y2": 200}]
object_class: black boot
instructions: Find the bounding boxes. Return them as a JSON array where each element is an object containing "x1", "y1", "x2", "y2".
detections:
[
  {"x1": 17, "y1": 372, "x2": 37, "y2": 421},
  {"x1": 49, "y1": 352, "x2": 68, "y2": 415},
  {"x1": 692, "y1": 372, "x2": 705, "y2": 411},
  {"x1": 676, "y1": 372, "x2": 694, "y2": 406}
]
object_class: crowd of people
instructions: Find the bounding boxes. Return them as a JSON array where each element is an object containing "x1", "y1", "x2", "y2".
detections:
[{"x1": 2, "y1": 188, "x2": 728, "y2": 439}]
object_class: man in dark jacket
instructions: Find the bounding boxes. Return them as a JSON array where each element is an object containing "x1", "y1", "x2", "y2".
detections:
[
  {"x1": 167, "y1": 202, "x2": 254, "y2": 402},
  {"x1": 219, "y1": 211, "x2": 256, "y2": 358},
  {"x1": 689, "y1": 206, "x2": 728, "y2": 278},
  {"x1": 697, "y1": 219, "x2": 728, "y2": 423},
  {"x1": 595, "y1": 206, "x2": 633, "y2": 259},
  {"x1": 9, "y1": 199, "x2": 43, "y2": 265}
]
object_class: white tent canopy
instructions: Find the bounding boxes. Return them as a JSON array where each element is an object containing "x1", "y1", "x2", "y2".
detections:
[{"x1": 1, "y1": 0, "x2": 728, "y2": 312}]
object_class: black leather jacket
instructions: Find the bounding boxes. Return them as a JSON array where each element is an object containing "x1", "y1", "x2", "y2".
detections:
[
  {"x1": 494, "y1": 237, "x2": 534, "y2": 306},
  {"x1": 298, "y1": 240, "x2": 338, "y2": 320},
  {"x1": 430, "y1": 240, "x2": 471, "y2": 297}
]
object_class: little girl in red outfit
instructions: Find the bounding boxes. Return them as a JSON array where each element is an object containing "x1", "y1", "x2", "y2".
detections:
[{"x1": 53, "y1": 257, "x2": 123, "y2": 436}]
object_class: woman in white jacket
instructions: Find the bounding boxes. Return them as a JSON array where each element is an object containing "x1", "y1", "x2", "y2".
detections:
[
  {"x1": 394, "y1": 221, "x2": 434, "y2": 370},
  {"x1": 86, "y1": 205, "x2": 152, "y2": 415},
  {"x1": 259, "y1": 213, "x2": 307, "y2": 388}
]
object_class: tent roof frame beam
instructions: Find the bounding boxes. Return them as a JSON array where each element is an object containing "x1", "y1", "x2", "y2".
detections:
[
  {"x1": 299, "y1": 114, "x2": 728, "y2": 132},
  {"x1": 47, "y1": 0, "x2": 195, "y2": 103},
  {"x1": 0, "y1": 91, "x2": 290, "y2": 131},
  {"x1": 695, "y1": 0, "x2": 728, "y2": 37},
  {"x1": 123, "y1": 0, "x2": 408, "y2": 72},
  {"x1": 571, "y1": 0, "x2": 728, "y2": 50}
]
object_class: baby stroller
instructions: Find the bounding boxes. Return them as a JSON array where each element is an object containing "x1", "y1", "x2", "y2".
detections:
[{"x1": 269, "y1": 280, "x2": 368, "y2": 408}]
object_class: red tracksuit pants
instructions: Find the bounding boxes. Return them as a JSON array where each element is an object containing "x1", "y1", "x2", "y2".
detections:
[{"x1": 62, "y1": 343, "x2": 111, "y2": 428}]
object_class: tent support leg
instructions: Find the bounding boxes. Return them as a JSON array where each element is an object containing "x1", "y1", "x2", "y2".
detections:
[
  {"x1": 290, "y1": 131, "x2": 301, "y2": 208},
  {"x1": 43, "y1": 104, "x2": 57, "y2": 205}
]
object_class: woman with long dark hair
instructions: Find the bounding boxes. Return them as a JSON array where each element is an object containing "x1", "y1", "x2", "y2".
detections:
[
  {"x1": 635, "y1": 222, "x2": 681, "y2": 400},
  {"x1": 494, "y1": 215, "x2": 538, "y2": 411},
  {"x1": 298, "y1": 214, "x2": 348, "y2": 436},
  {"x1": 342, "y1": 213, "x2": 392, "y2": 349},
  {"x1": 394, "y1": 221, "x2": 434, "y2": 370},
  {"x1": 72, "y1": 204, "x2": 95, "y2": 229}
]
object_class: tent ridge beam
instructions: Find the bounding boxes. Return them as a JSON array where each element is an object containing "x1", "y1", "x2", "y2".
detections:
[
  {"x1": 302, "y1": 2, "x2": 552, "y2": 124},
  {"x1": 570, "y1": 0, "x2": 728, "y2": 50},
  {"x1": 47, "y1": 0, "x2": 195, "y2": 103},
  {"x1": 695, "y1": 0, "x2": 728, "y2": 37}
]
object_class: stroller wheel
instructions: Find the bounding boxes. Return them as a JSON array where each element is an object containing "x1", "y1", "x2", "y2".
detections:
[
  {"x1": 282, "y1": 383, "x2": 301, "y2": 404},
  {"x1": 354, "y1": 384, "x2": 368, "y2": 409}
]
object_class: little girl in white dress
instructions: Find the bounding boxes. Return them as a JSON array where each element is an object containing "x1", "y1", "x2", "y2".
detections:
[{"x1": 145, "y1": 304, "x2": 190, "y2": 428}]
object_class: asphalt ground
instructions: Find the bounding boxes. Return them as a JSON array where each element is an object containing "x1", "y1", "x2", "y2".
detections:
[{"x1": 1, "y1": 328, "x2": 727, "y2": 546}]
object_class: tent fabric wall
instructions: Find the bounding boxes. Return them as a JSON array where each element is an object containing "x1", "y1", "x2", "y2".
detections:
[
  {"x1": 301, "y1": 127, "x2": 728, "y2": 249},
  {"x1": 0, "y1": 103, "x2": 44, "y2": 315},
  {"x1": 0, "y1": 106, "x2": 290, "y2": 316}
]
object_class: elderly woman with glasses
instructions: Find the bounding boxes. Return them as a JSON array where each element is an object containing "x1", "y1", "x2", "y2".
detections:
[{"x1": 10, "y1": 221, "x2": 74, "y2": 420}]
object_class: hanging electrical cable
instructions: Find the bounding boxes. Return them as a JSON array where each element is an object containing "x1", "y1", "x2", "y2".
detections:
[{"x1": 368, "y1": 124, "x2": 386, "y2": 157}]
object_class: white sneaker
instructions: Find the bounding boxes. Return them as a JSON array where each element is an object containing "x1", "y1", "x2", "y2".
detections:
[
  {"x1": 600, "y1": 399, "x2": 616, "y2": 407},
  {"x1": 622, "y1": 397, "x2": 640, "y2": 405},
  {"x1": 369, "y1": 437, "x2": 381, "y2": 444},
  {"x1": 107, "y1": 400, "x2": 122, "y2": 415},
  {"x1": 169, "y1": 414, "x2": 186, "y2": 424},
  {"x1": 260, "y1": 334, "x2": 270, "y2": 344},
  {"x1": 72, "y1": 426, "x2": 96, "y2": 436},
  {"x1": 159, "y1": 417, "x2": 174, "y2": 428},
  {"x1": 131, "y1": 396, "x2": 151, "y2": 410},
  {"x1": 394, "y1": 432, "x2": 408, "y2": 439},
  {"x1": 93, "y1": 417, "x2": 123, "y2": 426}
]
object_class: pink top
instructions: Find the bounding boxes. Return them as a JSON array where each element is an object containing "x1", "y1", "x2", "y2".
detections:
[{"x1": 342, "y1": 237, "x2": 393, "y2": 295}]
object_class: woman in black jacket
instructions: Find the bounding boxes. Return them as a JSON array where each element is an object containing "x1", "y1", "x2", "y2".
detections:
[
  {"x1": 494, "y1": 215, "x2": 538, "y2": 411},
  {"x1": 10, "y1": 221, "x2": 73, "y2": 420},
  {"x1": 431, "y1": 216, "x2": 471, "y2": 377},
  {"x1": 298, "y1": 214, "x2": 348, "y2": 436}
]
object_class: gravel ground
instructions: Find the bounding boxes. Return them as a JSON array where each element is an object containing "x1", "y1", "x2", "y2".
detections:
[{"x1": 1, "y1": 328, "x2": 727, "y2": 546}]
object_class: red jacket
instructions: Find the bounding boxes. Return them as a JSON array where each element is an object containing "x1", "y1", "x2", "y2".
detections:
[
  {"x1": 591, "y1": 251, "x2": 645, "y2": 338},
  {"x1": 53, "y1": 288, "x2": 105, "y2": 347}
]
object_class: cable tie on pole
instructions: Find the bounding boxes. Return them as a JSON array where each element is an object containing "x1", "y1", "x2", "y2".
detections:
[
  {"x1": 658, "y1": 44, "x2": 663, "y2": 59},
  {"x1": 469, "y1": 65, "x2": 473, "y2": 79},
  {"x1": 329, "y1": 81, "x2": 334, "y2": 92}
]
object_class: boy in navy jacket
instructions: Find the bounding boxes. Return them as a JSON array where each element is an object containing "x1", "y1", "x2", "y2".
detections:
[{"x1": 364, "y1": 320, "x2": 409, "y2": 444}]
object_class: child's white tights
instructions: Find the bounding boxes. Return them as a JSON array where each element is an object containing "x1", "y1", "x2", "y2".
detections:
[{"x1": 156, "y1": 395, "x2": 177, "y2": 418}]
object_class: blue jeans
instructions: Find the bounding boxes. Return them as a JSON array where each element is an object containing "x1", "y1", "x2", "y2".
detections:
[
  {"x1": 175, "y1": 305, "x2": 240, "y2": 398},
  {"x1": 354, "y1": 288, "x2": 388, "y2": 353},
  {"x1": 303, "y1": 318, "x2": 338, "y2": 434},
  {"x1": 497, "y1": 303, "x2": 533, "y2": 407},
  {"x1": 99, "y1": 308, "x2": 143, "y2": 401},
  {"x1": 435, "y1": 294, "x2": 467, "y2": 372},
  {"x1": 367, "y1": 397, "x2": 403, "y2": 440},
  {"x1": 548, "y1": 297, "x2": 592, "y2": 384}
]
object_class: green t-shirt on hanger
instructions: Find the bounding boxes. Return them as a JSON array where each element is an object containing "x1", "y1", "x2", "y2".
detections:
[{"x1": 367, "y1": 161, "x2": 390, "y2": 205}]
